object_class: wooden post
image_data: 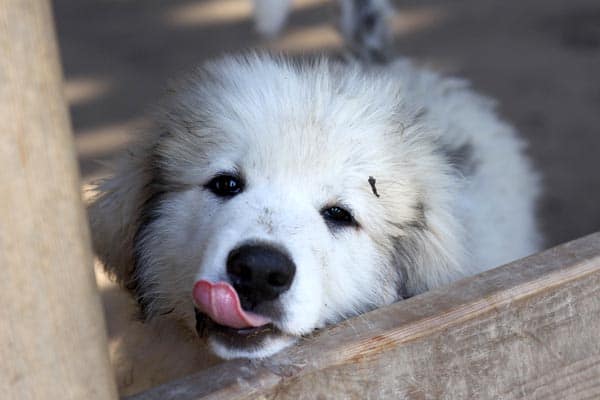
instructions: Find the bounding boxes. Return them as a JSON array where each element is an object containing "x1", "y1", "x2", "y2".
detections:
[
  {"x1": 128, "y1": 232, "x2": 600, "y2": 400},
  {"x1": 0, "y1": 1, "x2": 118, "y2": 399}
]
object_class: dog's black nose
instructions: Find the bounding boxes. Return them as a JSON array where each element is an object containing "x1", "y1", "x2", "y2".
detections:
[{"x1": 226, "y1": 243, "x2": 295, "y2": 309}]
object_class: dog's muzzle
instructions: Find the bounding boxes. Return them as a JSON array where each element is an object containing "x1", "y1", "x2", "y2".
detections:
[
  {"x1": 192, "y1": 243, "x2": 295, "y2": 332},
  {"x1": 226, "y1": 243, "x2": 296, "y2": 308}
]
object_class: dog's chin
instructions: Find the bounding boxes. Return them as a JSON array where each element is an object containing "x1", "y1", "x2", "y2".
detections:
[
  {"x1": 207, "y1": 325, "x2": 297, "y2": 359},
  {"x1": 195, "y1": 310, "x2": 296, "y2": 359}
]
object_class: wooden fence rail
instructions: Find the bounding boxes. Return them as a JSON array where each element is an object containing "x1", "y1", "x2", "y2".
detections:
[
  {"x1": 0, "y1": 1, "x2": 118, "y2": 399},
  {"x1": 128, "y1": 232, "x2": 600, "y2": 400}
]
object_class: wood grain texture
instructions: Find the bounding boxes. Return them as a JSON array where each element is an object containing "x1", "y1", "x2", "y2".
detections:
[
  {"x1": 128, "y1": 232, "x2": 600, "y2": 400},
  {"x1": 0, "y1": 1, "x2": 118, "y2": 399}
]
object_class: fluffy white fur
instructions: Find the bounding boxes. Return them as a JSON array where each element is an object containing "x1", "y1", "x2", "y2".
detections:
[{"x1": 89, "y1": 53, "x2": 540, "y2": 359}]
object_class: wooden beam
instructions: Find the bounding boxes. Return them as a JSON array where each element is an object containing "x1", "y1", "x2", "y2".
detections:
[
  {"x1": 0, "y1": 1, "x2": 118, "y2": 399},
  {"x1": 128, "y1": 232, "x2": 600, "y2": 400}
]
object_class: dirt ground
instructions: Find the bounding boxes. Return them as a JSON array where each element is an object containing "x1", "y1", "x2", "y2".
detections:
[{"x1": 52, "y1": 0, "x2": 600, "y2": 394}]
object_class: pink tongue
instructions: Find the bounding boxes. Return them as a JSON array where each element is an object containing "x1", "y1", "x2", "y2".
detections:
[{"x1": 192, "y1": 280, "x2": 272, "y2": 329}]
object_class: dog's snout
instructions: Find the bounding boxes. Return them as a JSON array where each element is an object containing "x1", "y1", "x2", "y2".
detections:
[{"x1": 226, "y1": 243, "x2": 295, "y2": 307}]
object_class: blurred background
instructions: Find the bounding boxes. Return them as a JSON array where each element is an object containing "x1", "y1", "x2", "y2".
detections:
[
  {"x1": 51, "y1": 0, "x2": 599, "y2": 393},
  {"x1": 53, "y1": 0, "x2": 600, "y2": 249}
]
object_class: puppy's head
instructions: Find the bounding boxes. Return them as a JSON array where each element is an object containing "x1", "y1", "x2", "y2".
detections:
[{"x1": 89, "y1": 54, "x2": 465, "y2": 359}]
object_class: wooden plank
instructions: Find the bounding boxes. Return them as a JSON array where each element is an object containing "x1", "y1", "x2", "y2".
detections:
[
  {"x1": 0, "y1": 1, "x2": 118, "y2": 399},
  {"x1": 128, "y1": 232, "x2": 600, "y2": 400}
]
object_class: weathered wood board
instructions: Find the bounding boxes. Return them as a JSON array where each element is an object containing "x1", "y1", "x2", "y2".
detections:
[
  {"x1": 128, "y1": 232, "x2": 600, "y2": 400},
  {"x1": 0, "y1": 1, "x2": 118, "y2": 399}
]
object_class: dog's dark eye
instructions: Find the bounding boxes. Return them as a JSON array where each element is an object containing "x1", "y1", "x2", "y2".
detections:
[
  {"x1": 321, "y1": 205, "x2": 356, "y2": 227},
  {"x1": 205, "y1": 174, "x2": 244, "y2": 197}
]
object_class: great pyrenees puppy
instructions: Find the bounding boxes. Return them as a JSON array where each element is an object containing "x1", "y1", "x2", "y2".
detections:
[{"x1": 89, "y1": 53, "x2": 540, "y2": 359}]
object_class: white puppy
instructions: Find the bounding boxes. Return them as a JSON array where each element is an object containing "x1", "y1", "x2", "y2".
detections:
[{"x1": 89, "y1": 53, "x2": 541, "y2": 359}]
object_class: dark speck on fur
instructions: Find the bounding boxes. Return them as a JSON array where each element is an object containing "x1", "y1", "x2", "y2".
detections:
[{"x1": 368, "y1": 176, "x2": 380, "y2": 198}]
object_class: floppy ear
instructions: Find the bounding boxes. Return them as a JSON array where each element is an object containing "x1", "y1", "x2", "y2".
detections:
[{"x1": 87, "y1": 141, "x2": 155, "y2": 286}]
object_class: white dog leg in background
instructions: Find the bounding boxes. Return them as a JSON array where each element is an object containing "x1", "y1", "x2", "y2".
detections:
[
  {"x1": 252, "y1": 0, "x2": 394, "y2": 62},
  {"x1": 337, "y1": 0, "x2": 394, "y2": 62},
  {"x1": 252, "y1": 0, "x2": 292, "y2": 37}
]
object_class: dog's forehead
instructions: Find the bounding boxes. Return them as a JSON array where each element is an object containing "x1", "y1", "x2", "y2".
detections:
[{"x1": 162, "y1": 56, "x2": 410, "y2": 173}]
